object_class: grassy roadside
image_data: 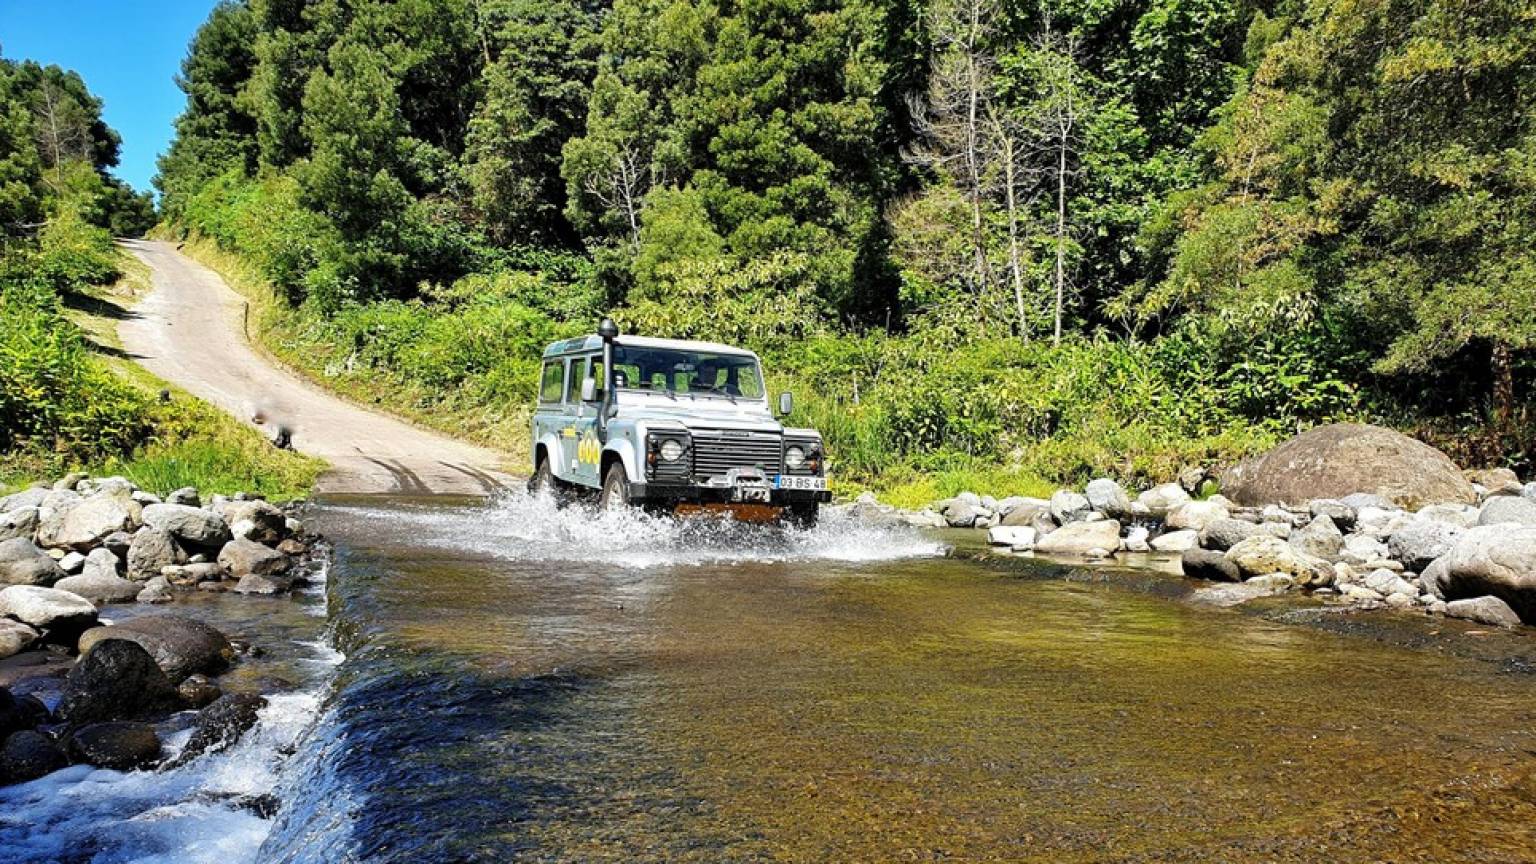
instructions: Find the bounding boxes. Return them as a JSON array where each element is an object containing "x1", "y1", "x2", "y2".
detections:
[
  {"x1": 1, "y1": 247, "x2": 324, "y2": 499},
  {"x1": 164, "y1": 230, "x2": 531, "y2": 468}
]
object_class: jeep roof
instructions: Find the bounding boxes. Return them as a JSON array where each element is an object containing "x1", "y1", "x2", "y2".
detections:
[{"x1": 540, "y1": 333, "x2": 760, "y2": 359}]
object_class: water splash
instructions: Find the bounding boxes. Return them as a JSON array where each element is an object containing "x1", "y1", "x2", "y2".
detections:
[{"x1": 327, "y1": 489, "x2": 946, "y2": 569}]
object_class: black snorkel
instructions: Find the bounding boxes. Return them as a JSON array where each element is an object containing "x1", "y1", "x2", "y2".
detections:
[{"x1": 597, "y1": 316, "x2": 619, "y2": 441}]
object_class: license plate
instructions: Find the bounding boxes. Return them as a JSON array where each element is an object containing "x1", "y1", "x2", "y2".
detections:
[{"x1": 774, "y1": 475, "x2": 826, "y2": 491}]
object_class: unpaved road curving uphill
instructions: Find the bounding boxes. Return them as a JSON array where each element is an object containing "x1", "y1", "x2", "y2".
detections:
[{"x1": 118, "y1": 239, "x2": 514, "y2": 495}]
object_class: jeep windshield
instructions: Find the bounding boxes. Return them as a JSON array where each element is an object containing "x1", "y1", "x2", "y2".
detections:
[{"x1": 611, "y1": 346, "x2": 765, "y2": 400}]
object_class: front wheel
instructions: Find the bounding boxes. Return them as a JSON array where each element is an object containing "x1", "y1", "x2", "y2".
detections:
[
  {"x1": 528, "y1": 457, "x2": 569, "y2": 507},
  {"x1": 598, "y1": 463, "x2": 632, "y2": 512},
  {"x1": 784, "y1": 501, "x2": 819, "y2": 528}
]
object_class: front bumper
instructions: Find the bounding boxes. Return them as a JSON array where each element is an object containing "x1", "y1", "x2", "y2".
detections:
[{"x1": 630, "y1": 481, "x2": 832, "y2": 505}]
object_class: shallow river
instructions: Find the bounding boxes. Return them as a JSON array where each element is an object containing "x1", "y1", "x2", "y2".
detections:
[{"x1": 5, "y1": 494, "x2": 1536, "y2": 863}]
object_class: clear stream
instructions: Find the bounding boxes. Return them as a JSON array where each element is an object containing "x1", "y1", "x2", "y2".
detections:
[{"x1": 3, "y1": 493, "x2": 1535, "y2": 863}]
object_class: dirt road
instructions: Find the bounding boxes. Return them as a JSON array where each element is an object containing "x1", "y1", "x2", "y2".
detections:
[{"x1": 118, "y1": 239, "x2": 514, "y2": 495}]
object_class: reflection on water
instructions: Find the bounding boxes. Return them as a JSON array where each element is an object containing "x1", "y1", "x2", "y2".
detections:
[{"x1": 255, "y1": 492, "x2": 1536, "y2": 863}]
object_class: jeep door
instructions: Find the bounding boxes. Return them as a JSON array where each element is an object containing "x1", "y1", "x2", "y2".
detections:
[{"x1": 566, "y1": 354, "x2": 604, "y2": 487}]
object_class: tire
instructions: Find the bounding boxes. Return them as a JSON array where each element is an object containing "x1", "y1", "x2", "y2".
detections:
[
  {"x1": 784, "y1": 501, "x2": 819, "y2": 528},
  {"x1": 528, "y1": 457, "x2": 569, "y2": 506},
  {"x1": 598, "y1": 463, "x2": 631, "y2": 512}
]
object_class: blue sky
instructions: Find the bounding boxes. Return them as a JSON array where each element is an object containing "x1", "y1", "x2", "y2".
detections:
[{"x1": 1, "y1": 0, "x2": 219, "y2": 194}]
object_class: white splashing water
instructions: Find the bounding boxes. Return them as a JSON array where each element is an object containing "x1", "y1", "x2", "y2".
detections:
[
  {"x1": 0, "y1": 644, "x2": 342, "y2": 864},
  {"x1": 334, "y1": 489, "x2": 946, "y2": 569}
]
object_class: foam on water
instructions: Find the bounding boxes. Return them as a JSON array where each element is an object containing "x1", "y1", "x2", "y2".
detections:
[
  {"x1": 0, "y1": 648, "x2": 338, "y2": 864},
  {"x1": 335, "y1": 489, "x2": 946, "y2": 569}
]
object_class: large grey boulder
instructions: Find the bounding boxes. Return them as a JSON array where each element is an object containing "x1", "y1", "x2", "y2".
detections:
[
  {"x1": 1035, "y1": 520, "x2": 1121, "y2": 555},
  {"x1": 0, "y1": 507, "x2": 39, "y2": 543},
  {"x1": 1225, "y1": 535, "x2": 1331, "y2": 586},
  {"x1": 0, "y1": 488, "x2": 49, "y2": 513},
  {"x1": 1444, "y1": 596, "x2": 1521, "y2": 628},
  {"x1": 1307, "y1": 499, "x2": 1357, "y2": 531},
  {"x1": 1289, "y1": 515, "x2": 1344, "y2": 561},
  {"x1": 0, "y1": 585, "x2": 97, "y2": 632},
  {"x1": 77, "y1": 615, "x2": 233, "y2": 682},
  {"x1": 1388, "y1": 522, "x2": 1463, "y2": 572},
  {"x1": 141, "y1": 503, "x2": 232, "y2": 548},
  {"x1": 1439, "y1": 525, "x2": 1536, "y2": 623},
  {"x1": 1198, "y1": 518, "x2": 1262, "y2": 552},
  {"x1": 35, "y1": 493, "x2": 136, "y2": 551},
  {"x1": 218, "y1": 538, "x2": 291, "y2": 578},
  {"x1": 55, "y1": 639, "x2": 181, "y2": 725},
  {"x1": 1477, "y1": 496, "x2": 1536, "y2": 527},
  {"x1": 1150, "y1": 529, "x2": 1199, "y2": 552},
  {"x1": 1084, "y1": 479, "x2": 1132, "y2": 518},
  {"x1": 1048, "y1": 490, "x2": 1092, "y2": 524},
  {"x1": 0, "y1": 538, "x2": 63, "y2": 586},
  {"x1": 1220, "y1": 423, "x2": 1475, "y2": 509},
  {"x1": 1000, "y1": 501, "x2": 1052, "y2": 530},
  {"x1": 126, "y1": 528, "x2": 185, "y2": 581}
]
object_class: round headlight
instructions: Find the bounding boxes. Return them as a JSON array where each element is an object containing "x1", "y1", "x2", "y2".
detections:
[
  {"x1": 785, "y1": 446, "x2": 806, "y2": 469},
  {"x1": 659, "y1": 439, "x2": 684, "y2": 462}
]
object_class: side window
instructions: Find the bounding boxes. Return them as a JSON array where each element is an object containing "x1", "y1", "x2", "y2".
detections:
[
  {"x1": 565, "y1": 357, "x2": 587, "y2": 404},
  {"x1": 538, "y1": 361, "x2": 563, "y2": 403}
]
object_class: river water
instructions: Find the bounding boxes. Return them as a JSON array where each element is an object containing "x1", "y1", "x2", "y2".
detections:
[{"x1": 4, "y1": 493, "x2": 1535, "y2": 863}]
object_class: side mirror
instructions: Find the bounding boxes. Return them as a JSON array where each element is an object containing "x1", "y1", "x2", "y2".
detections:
[
  {"x1": 778, "y1": 392, "x2": 793, "y2": 417},
  {"x1": 581, "y1": 377, "x2": 598, "y2": 402}
]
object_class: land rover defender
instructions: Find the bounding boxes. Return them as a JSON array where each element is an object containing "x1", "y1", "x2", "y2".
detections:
[{"x1": 528, "y1": 319, "x2": 831, "y2": 524}]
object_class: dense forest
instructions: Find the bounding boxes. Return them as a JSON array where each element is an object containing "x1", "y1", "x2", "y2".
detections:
[{"x1": 148, "y1": 0, "x2": 1536, "y2": 493}]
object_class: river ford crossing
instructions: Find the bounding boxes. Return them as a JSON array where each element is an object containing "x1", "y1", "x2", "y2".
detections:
[{"x1": 2, "y1": 492, "x2": 1534, "y2": 863}]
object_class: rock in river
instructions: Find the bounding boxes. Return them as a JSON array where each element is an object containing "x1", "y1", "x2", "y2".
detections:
[
  {"x1": 1220, "y1": 423, "x2": 1475, "y2": 509},
  {"x1": 1197, "y1": 519, "x2": 1261, "y2": 552},
  {"x1": 55, "y1": 639, "x2": 181, "y2": 726},
  {"x1": 1443, "y1": 596, "x2": 1522, "y2": 628},
  {"x1": 1439, "y1": 525, "x2": 1536, "y2": 624},
  {"x1": 1035, "y1": 520, "x2": 1122, "y2": 556},
  {"x1": 218, "y1": 538, "x2": 291, "y2": 578},
  {"x1": 53, "y1": 549, "x2": 142, "y2": 605},
  {"x1": 0, "y1": 620, "x2": 38, "y2": 660},
  {"x1": 1225, "y1": 535, "x2": 1331, "y2": 586},
  {"x1": 1, "y1": 729, "x2": 68, "y2": 783},
  {"x1": 1150, "y1": 530, "x2": 1199, "y2": 553},
  {"x1": 0, "y1": 585, "x2": 97, "y2": 632},
  {"x1": 1387, "y1": 522, "x2": 1463, "y2": 572},
  {"x1": 1084, "y1": 478, "x2": 1132, "y2": 518},
  {"x1": 173, "y1": 693, "x2": 267, "y2": 764},
  {"x1": 127, "y1": 527, "x2": 185, "y2": 581},
  {"x1": 1181, "y1": 548, "x2": 1242, "y2": 582},
  {"x1": 1289, "y1": 515, "x2": 1344, "y2": 561},
  {"x1": 35, "y1": 492, "x2": 136, "y2": 551},
  {"x1": 78, "y1": 615, "x2": 234, "y2": 682},
  {"x1": 67, "y1": 721, "x2": 161, "y2": 771},
  {"x1": 1477, "y1": 496, "x2": 1536, "y2": 527},
  {"x1": 1165, "y1": 500, "x2": 1229, "y2": 533},
  {"x1": 0, "y1": 538, "x2": 63, "y2": 586}
]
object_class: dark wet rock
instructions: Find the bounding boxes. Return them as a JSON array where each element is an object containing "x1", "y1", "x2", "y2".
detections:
[
  {"x1": 0, "y1": 507, "x2": 39, "y2": 544},
  {"x1": 141, "y1": 503, "x2": 231, "y2": 548},
  {"x1": 0, "y1": 538, "x2": 64, "y2": 586},
  {"x1": 127, "y1": 528, "x2": 185, "y2": 581},
  {"x1": 1197, "y1": 518, "x2": 1262, "y2": 552},
  {"x1": 0, "y1": 620, "x2": 38, "y2": 660},
  {"x1": 0, "y1": 687, "x2": 29, "y2": 739},
  {"x1": 78, "y1": 615, "x2": 234, "y2": 683},
  {"x1": 218, "y1": 538, "x2": 291, "y2": 578},
  {"x1": 177, "y1": 674, "x2": 222, "y2": 708},
  {"x1": 67, "y1": 721, "x2": 161, "y2": 770},
  {"x1": 0, "y1": 585, "x2": 97, "y2": 632},
  {"x1": 172, "y1": 693, "x2": 266, "y2": 765},
  {"x1": 1440, "y1": 525, "x2": 1536, "y2": 623},
  {"x1": 103, "y1": 530, "x2": 135, "y2": 559},
  {"x1": 1388, "y1": 522, "x2": 1464, "y2": 572},
  {"x1": 216, "y1": 500, "x2": 287, "y2": 545},
  {"x1": 1221, "y1": 423, "x2": 1475, "y2": 509},
  {"x1": 1289, "y1": 514, "x2": 1344, "y2": 561},
  {"x1": 1181, "y1": 548, "x2": 1242, "y2": 582},
  {"x1": 1477, "y1": 496, "x2": 1536, "y2": 527},
  {"x1": 56, "y1": 639, "x2": 180, "y2": 725},
  {"x1": 1444, "y1": 596, "x2": 1522, "y2": 628},
  {"x1": 1, "y1": 730, "x2": 67, "y2": 782}
]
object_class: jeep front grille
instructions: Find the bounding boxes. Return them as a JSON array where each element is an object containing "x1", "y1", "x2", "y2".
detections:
[{"x1": 691, "y1": 429, "x2": 783, "y2": 480}]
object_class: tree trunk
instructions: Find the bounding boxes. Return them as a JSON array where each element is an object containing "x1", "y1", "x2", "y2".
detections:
[
  {"x1": 1053, "y1": 140, "x2": 1067, "y2": 346},
  {"x1": 1002, "y1": 140, "x2": 1026, "y2": 339},
  {"x1": 1492, "y1": 340, "x2": 1515, "y2": 431}
]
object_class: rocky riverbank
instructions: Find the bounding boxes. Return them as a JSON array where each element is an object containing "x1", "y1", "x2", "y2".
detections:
[
  {"x1": 848, "y1": 423, "x2": 1536, "y2": 630},
  {"x1": 0, "y1": 473, "x2": 327, "y2": 786}
]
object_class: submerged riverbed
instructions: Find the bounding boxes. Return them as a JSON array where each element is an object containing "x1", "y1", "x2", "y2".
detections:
[{"x1": 7, "y1": 493, "x2": 1536, "y2": 863}]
